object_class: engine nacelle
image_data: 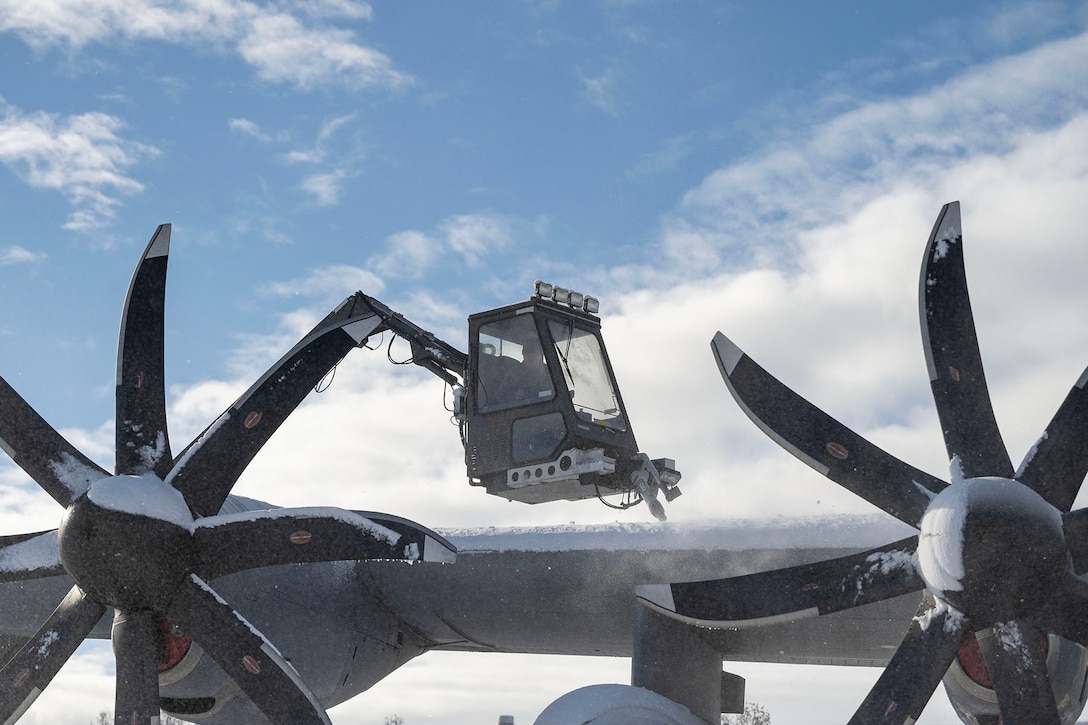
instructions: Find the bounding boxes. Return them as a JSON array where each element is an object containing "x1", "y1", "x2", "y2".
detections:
[
  {"x1": 535, "y1": 684, "x2": 706, "y2": 725},
  {"x1": 943, "y1": 632, "x2": 1088, "y2": 725}
]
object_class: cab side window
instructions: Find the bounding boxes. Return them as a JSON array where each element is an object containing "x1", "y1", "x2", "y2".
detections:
[{"x1": 476, "y1": 316, "x2": 555, "y2": 412}]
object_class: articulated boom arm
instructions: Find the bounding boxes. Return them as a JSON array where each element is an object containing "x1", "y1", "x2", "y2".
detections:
[
  {"x1": 349, "y1": 288, "x2": 681, "y2": 519},
  {"x1": 350, "y1": 292, "x2": 468, "y2": 387}
]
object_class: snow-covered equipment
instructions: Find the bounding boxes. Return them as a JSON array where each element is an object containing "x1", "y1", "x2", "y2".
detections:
[
  {"x1": 639, "y1": 202, "x2": 1088, "y2": 725},
  {"x1": 0, "y1": 226, "x2": 456, "y2": 725}
]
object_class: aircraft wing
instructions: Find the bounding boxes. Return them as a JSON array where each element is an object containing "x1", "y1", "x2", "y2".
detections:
[{"x1": 364, "y1": 514, "x2": 919, "y2": 666}]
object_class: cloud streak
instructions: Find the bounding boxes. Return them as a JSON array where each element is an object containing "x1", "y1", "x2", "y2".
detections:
[
  {"x1": 663, "y1": 30, "x2": 1088, "y2": 275},
  {"x1": 0, "y1": 0, "x2": 412, "y2": 91},
  {"x1": 0, "y1": 246, "x2": 45, "y2": 265}
]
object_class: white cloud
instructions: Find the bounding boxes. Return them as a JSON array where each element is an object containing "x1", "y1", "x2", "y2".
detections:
[
  {"x1": 228, "y1": 117, "x2": 271, "y2": 142},
  {"x1": 0, "y1": 245, "x2": 45, "y2": 265},
  {"x1": 580, "y1": 66, "x2": 621, "y2": 115},
  {"x1": 658, "y1": 30, "x2": 1088, "y2": 276},
  {"x1": 439, "y1": 212, "x2": 513, "y2": 266},
  {"x1": 299, "y1": 169, "x2": 349, "y2": 206},
  {"x1": 287, "y1": 0, "x2": 373, "y2": 22},
  {"x1": 263, "y1": 263, "x2": 384, "y2": 301},
  {"x1": 367, "y1": 211, "x2": 516, "y2": 280},
  {"x1": 0, "y1": 100, "x2": 159, "y2": 229},
  {"x1": 0, "y1": 0, "x2": 411, "y2": 92},
  {"x1": 284, "y1": 113, "x2": 356, "y2": 164},
  {"x1": 367, "y1": 230, "x2": 442, "y2": 279},
  {"x1": 981, "y1": 1, "x2": 1068, "y2": 47},
  {"x1": 238, "y1": 12, "x2": 408, "y2": 91}
]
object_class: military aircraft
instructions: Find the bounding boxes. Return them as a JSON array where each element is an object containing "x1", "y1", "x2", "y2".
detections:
[{"x1": 0, "y1": 202, "x2": 1082, "y2": 724}]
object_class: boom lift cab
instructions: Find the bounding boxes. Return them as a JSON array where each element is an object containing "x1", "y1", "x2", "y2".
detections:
[
  {"x1": 351, "y1": 282, "x2": 681, "y2": 519},
  {"x1": 465, "y1": 282, "x2": 679, "y2": 515}
]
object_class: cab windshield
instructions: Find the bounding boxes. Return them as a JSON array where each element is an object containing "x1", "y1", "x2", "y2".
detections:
[{"x1": 548, "y1": 319, "x2": 626, "y2": 431}]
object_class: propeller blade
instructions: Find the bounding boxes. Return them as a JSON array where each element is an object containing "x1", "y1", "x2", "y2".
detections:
[
  {"x1": 166, "y1": 293, "x2": 385, "y2": 517},
  {"x1": 712, "y1": 332, "x2": 946, "y2": 526},
  {"x1": 115, "y1": 224, "x2": 173, "y2": 479},
  {"x1": 919, "y1": 201, "x2": 1013, "y2": 479},
  {"x1": 847, "y1": 597, "x2": 970, "y2": 724},
  {"x1": 1061, "y1": 509, "x2": 1088, "y2": 573},
  {"x1": 0, "y1": 529, "x2": 64, "y2": 582},
  {"x1": 1042, "y1": 571, "x2": 1088, "y2": 646},
  {"x1": 0, "y1": 585, "x2": 106, "y2": 722},
  {"x1": 1015, "y1": 366, "x2": 1088, "y2": 511},
  {"x1": 637, "y1": 536, "x2": 922, "y2": 627},
  {"x1": 191, "y1": 507, "x2": 455, "y2": 580},
  {"x1": 976, "y1": 621, "x2": 1061, "y2": 725},
  {"x1": 0, "y1": 376, "x2": 108, "y2": 507},
  {"x1": 167, "y1": 574, "x2": 331, "y2": 725},
  {"x1": 112, "y1": 609, "x2": 162, "y2": 725}
]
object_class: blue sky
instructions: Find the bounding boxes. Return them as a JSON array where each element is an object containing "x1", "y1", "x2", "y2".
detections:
[{"x1": 5, "y1": 1, "x2": 1088, "y2": 722}]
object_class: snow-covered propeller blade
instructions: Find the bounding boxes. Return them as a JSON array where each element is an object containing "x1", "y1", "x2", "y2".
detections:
[
  {"x1": 1015, "y1": 366, "x2": 1088, "y2": 511},
  {"x1": 637, "y1": 536, "x2": 922, "y2": 627},
  {"x1": 190, "y1": 507, "x2": 455, "y2": 579},
  {"x1": 847, "y1": 597, "x2": 969, "y2": 725},
  {"x1": 0, "y1": 586, "x2": 106, "y2": 722},
  {"x1": 0, "y1": 530, "x2": 64, "y2": 582},
  {"x1": 115, "y1": 224, "x2": 173, "y2": 479},
  {"x1": 167, "y1": 574, "x2": 332, "y2": 725},
  {"x1": 919, "y1": 201, "x2": 1013, "y2": 479},
  {"x1": 112, "y1": 609, "x2": 162, "y2": 725},
  {"x1": 0, "y1": 375, "x2": 108, "y2": 507},
  {"x1": 712, "y1": 332, "x2": 946, "y2": 526},
  {"x1": 166, "y1": 293, "x2": 385, "y2": 517},
  {"x1": 977, "y1": 621, "x2": 1061, "y2": 725}
]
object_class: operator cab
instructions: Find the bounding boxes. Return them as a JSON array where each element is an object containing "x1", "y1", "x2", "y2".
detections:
[{"x1": 464, "y1": 282, "x2": 680, "y2": 516}]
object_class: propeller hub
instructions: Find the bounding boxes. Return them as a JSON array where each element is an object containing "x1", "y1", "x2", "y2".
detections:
[
  {"x1": 917, "y1": 477, "x2": 1067, "y2": 624},
  {"x1": 59, "y1": 475, "x2": 195, "y2": 613}
]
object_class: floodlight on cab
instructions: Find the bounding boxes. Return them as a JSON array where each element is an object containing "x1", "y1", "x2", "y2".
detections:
[
  {"x1": 534, "y1": 280, "x2": 554, "y2": 299},
  {"x1": 584, "y1": 296, "x2": 600, "y2": 314},
  {"x1": 552, "y1": 287, "x2": 571, "y2": 305},
  {"x1": 569, "y1": 292, "x2": 585, "y2": 310}
]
